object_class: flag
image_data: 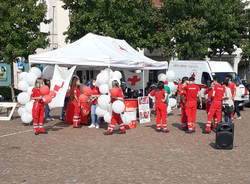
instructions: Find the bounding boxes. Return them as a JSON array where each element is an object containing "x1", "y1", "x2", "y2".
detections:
[
  {"x1": 49, "y1": 65, "x2": 76, "y2": 108},
  {"x1": 124, "y1": 70, "x2": 148, "y2": 90}
]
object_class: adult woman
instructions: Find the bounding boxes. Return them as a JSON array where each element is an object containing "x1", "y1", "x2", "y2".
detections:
[
  {"x1": 234, "y1": 82, "x2": 242, "y2": 120},
  {"x1": 104, "y1": 80, "x2": 126, "y2": 135},
  {"x1": 223, "y1": 80, "x2": 234, "y2": 123},
  {"x1": 69, "y1": 76, "x2": 81, "y2": 128},
  {"x1": 149, "y1": 81, "x2": 169, "y2": 133},
  {"x1": 89, "y1": 80, "x2": 101, "y2": 129}
]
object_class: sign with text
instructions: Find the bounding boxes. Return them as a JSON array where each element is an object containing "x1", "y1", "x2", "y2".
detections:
[{"x1": 138, "y1": 96, "x2": 150, "y2": 124}]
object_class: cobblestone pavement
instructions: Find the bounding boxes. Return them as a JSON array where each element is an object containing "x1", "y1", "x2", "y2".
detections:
[{"x1": 0, "y1": 108, "x2": 250, "y2": 184}]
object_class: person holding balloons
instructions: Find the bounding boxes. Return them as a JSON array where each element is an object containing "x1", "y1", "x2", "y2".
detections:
[
  {"x1": 89, "y1": 79, "x2": 101, "y2": 129},
  {"x1": 69, "y1": 76, "x2": 81, "y2": 128},
  {"x1": 149, "y1": 81, "x2": 169, "y2": 133},
  {"x1": 30, "y1": 78, "x2": 46, "y2": 135},
  {"x1": 104, "y1": 80, "x2": 126, "y2": 135}
]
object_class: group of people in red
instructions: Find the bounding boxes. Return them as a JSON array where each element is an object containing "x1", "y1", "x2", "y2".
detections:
[{"x1": 29, "y1": 72, "x2": 239, "y2": 136}]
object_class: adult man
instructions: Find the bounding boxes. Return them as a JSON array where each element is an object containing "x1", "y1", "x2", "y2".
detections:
[
  {"x1": 204, "y1": 78, "x2": 225, "y2": 134},
  {"x1": 184, "y1": 77, "x2": 202, "y2": 133},
  {"x1": 226, "y1": 75, "x2": 236, "y2": 119}
]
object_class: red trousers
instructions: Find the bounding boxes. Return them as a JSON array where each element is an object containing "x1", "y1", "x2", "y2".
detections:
[
  {"x1": 206, "y1": 101, "x2": 222, "y2": 131},
  {"x1": 155, "y1": 102, "x2": 168, "y2": 131},
  {"x1": 107, "y1": 112, "x2": 126, "y2": 133},
  {"x1": 32, "y1": 100, "x2": 45, "y2": 133},
  {"x1": 185, "y1": 101, "x2": 197, "y2": 131},
  {"x1": 180, "y1": 105, "x2": 187, "y2": 129},
  {"x1": 73, "y1": 101, "x2": 81, "y2": 127}
]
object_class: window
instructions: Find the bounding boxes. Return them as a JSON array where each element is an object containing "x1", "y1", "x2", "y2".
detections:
[{"x1": 201, "y1": 72, "x2": 212, "y2": 85}]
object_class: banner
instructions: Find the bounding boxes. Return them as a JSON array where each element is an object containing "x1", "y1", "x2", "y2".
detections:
[
  {"x1": 49, "y1": 65, "x2": 76, "y2": 108},
  {"x1": 138, "y1": 96, "x2": 150, "y2": 123},
  {"x1": 124, "y1": 70, "x2": 148, "y2": 90},
  {"x1": 124, "y1": 99, "x2": 138, "y2": 129}
]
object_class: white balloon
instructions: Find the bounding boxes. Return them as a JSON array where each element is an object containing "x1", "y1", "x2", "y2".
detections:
[
  {"x1": 169, "y1": 98, "x2": 177, "y2": 108},
  {"x1": 121, "y1": 113, "x2": 131, "y2": 125},
  {"x1": 104, "y1": 68, "x2": 113, "y2": 76},
  {"x1": 97, "y1": 95, "x2": 111, "y2": 110},
  {"x1": 21, "y1": 112, "x2": 33, "y2": 124},
  {"x1": 167, "y1": 106, "x2": 172, "y2": 114},
  {"x1": 104, "y1": 113, "x2": 112, "y2": 123},
  {"x1": 168, "y1": 82, "x2": 177, "y2": 92},
  {"x1": 17, "y1": 107, "x2": 26, "y2": 117},
  {"x1": 17, "y1": 92, "x2": 30, "y2": 105},
  {"x1": 112, "y1": 100, "x2": 125, "y2": 114},
  {"x1": 25, "y1": 72, "x2": 37, "y2": 86},
  {"x1": 30, "y1": 67, "x2": 42, "y2": 78},
  {"x1": 95, "y1": 106, "x2": 107, "y2": 117},
  {"x1": 158, "y1": 73, "x2": 167, "y2": 82},
  {"x1": 18, "y1": 80, "x2": 29, "y2": 91},
  {"x1": 42, "y1": 65, "x2": 54, "y2": 80},
  {"x1": 19, "y1": 72, "x2": 28, "y2": 81},
  {"x1": 112, "y1": 71, "x2": 122, "y2": 80},
  {"x1": 166, "y1": 70, "x2": 175, "y2": 82},
  {"x1": 96, "y1": 71, "x2": 109, "y2": 85},
  {"x1": 99, "y1": 84, "x2": 109, "y2": 94},
  {"x1": 25, "y1": 101, "x2": 34, "y2": 113},
  {"x1": 27, "y1": 86, "x2": 34, "y2": 95}
]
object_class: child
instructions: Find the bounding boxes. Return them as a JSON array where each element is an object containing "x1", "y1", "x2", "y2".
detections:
[
  {"x1": 30, "y1": 78, "x2": 46, "y2": 135},
  {"x1": 69, "y1": 76, "x2": 81, "y2": 128},
  {"x1": 104, "y1": 80, "x2": 126, "y2": 135},
  {"x1": 149, "y1": 81, "x2": 169, "y2": 133}
]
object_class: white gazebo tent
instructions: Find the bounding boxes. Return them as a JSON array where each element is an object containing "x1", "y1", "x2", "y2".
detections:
[
  {"x1": 29, "y1": 33, "x2": 168, "y2": 94},
  {"x1": 29, "y1": 33, "x2": 168, "y2": 70}
]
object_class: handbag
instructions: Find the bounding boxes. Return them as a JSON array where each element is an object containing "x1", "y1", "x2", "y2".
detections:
[{"x1": 223, "y1": 104, "x2": 234, "y2": 114}]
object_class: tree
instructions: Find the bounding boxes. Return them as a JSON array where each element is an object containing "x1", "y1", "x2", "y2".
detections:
[
  {"x1": 62, "y1": 0, "x2": 160, "y2": 50},
  {"x1": 160, "y1": 0, "x2": 247, "y2": 60},
  {"x1": 0, "y1": 0, "x2": 50, "y2": 64}
]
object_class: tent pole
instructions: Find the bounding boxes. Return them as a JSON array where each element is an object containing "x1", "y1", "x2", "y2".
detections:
[{"x1": 143, "y1": 70, "x2": 145, "y2": 97}]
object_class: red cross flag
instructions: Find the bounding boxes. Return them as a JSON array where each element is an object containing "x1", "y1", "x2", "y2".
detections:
[{"x1": 124, "y1": 70, "x2": 149, "y2": 90}]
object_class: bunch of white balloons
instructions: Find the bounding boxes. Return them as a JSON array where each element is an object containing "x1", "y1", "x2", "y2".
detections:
[
  {"x1": 95, "y1": 69, "x2": 125, "y2": 123},
  {"x1": 17, "y1": 67, "x2": 42, "y2": 124},
  {"x1": 17, "y1": 65, "x2": 54, "y2": 124}
]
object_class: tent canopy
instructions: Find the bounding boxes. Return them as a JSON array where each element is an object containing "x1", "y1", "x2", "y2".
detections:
[{"x1": 29, "y1": 33, "x2": 168, "y2": 70}]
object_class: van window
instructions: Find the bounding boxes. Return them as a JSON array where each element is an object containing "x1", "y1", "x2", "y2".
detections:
[
  {"x1": 201, "y1": 72, "x2": 211, "y2": 85},
  {"x1": 212, "y1": 72, "x2": 242, "y2": 84}
]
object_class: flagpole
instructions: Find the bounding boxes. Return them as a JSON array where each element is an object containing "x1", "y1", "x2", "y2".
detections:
[{"x1": 143, "y1": 70, "x2": 145, "y2": 97}]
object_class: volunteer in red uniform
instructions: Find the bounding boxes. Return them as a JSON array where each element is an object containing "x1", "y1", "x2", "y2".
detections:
[
  {"x1": 30, "y1": 78, "x2": 46, "y2": 135},
  {"x1": 184, "y1": 77, "x2": 202, "y2": 133},
  {"x1": 89, "y1": 80, "x2": 101, "y2": 128},
  {"x1": 226, "y1": 75, "x2": 236, "y2": 119},
  {"x1": 104, "y1": 80, "x2": 126, "y2": 135},
  {"x1": 149, "y1": 81, "x2": 169, "y2": 133},
  {"x1": 69, "y1": 76, "x2": 81, "y2": 128},
  {"x1": 179, "y1": 77, "x2": 188, "y2": 130},
  {"x1": 204, "y1": 78, "x2": 225, "y2": 133},
  {"x1": 204, "y1": 81, "x2": 214, "y2": 114}
]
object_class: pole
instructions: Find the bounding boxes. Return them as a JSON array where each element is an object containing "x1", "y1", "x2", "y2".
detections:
[
  {"x1": 52, "y1": 6, "x2": 56, "y2": 50},
  {"x1": 143, "y1": 70, "x2": 145, "y2": 97}
]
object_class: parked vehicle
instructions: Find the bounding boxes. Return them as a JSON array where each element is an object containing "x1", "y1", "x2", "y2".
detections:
[{"x1": 168, "y1": 60, "x2": 249, "y2": 108}]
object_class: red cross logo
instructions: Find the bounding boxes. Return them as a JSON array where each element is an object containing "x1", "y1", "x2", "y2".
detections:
[
  {"x1": 119, "y1": 45, "x2": 128, "y2": 52},
  {"x1": 128, "y1": 76, "x2": 140, "y2": 86}
]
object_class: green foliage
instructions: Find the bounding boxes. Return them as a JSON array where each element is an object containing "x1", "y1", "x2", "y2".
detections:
[
  {"x1": 62, "y1": 0, "x2": 160, "y2": 50},
  {"x1": 0, "y1": 0, "x2": 50, "y2": 64},
  {"x1": 160, "y1": 0, "x2": 247, "y2": 59}
]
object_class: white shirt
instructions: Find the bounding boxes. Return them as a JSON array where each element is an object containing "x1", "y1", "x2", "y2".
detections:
[
  {"x1": 234, "y1": 86, "x2": 242, "y2": 101},
  {"x1": 223, "y1": 87, "x2": 234, "y2": 106}
]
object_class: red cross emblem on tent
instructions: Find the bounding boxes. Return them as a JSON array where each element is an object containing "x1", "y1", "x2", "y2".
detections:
[
  {"x1": 128, "y1": 76, "x2": 140, "y2": 86},
  {"x1": 119, "y1": 45, "x2": 128, "y2": 52}
]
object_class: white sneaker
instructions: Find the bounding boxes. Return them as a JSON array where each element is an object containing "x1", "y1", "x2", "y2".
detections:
[
  {"x1": 88, "y1": 124, "x2": 95, "y2": 128},
  {"x1": 237, "y1": 117, "x2": 242, "y2": 120},
  {"x1": 96, "y1": 124, "x2": 100, "y2": 129}
]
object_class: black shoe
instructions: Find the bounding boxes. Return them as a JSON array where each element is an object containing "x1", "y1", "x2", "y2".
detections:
[
  {"x1": 118, "y1": 131, "x2": 126, "y2": 134},
  {"x1": 163, "y1": 130, "x2": 169, "y2": 133},
  {"x1": 73, "y1": 126, "x2": 81, "y2": 128},
  {"x1": 104, "y1": 131, "x2": 113, "y2": 135},
  {"x1": 156, "y1": 129, "x2": 161, "y2": 132},
  {"x1": 203, "y1": 130, "x2": 211, "y2": 134},
  {"x1": 39, "y1": 131, "x2": 48, "y2": 134},
  {"x1": 34, "y1": 132, "x2": 39, "y2": 135}
]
